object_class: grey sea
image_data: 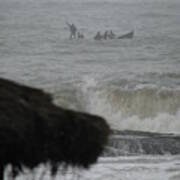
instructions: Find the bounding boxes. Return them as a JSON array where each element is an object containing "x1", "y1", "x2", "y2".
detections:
[{"x1": 0, "y1": 0, "x2": 180, "y2": 179}]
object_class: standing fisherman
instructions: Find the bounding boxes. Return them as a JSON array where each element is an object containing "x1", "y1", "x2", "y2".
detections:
[{"x1": 66, "y1": 22, "x2": 77, "y2": 39}]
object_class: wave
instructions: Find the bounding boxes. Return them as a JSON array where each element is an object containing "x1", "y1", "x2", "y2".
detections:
[
  {"x1": 53, "y1": 77, "x2": 180, "y2": 133},
  {"x1": 87, "y1": 86, "x2": 180, "y2": 118},
  {"x1": 140, "y1": 72, "x2": 180, "y2": 81}
]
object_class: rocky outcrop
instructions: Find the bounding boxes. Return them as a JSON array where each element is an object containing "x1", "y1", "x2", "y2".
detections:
[
  {"x1": 0, "y1": 78, "x2": 110, "y2": 179},
  {"x1": 104, "y1": 130, "x2": 180, "y2": 156}
]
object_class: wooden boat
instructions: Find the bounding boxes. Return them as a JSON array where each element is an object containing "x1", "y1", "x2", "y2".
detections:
[{"x1": 118, "y1": 31, "x2": 134, "y2": 39}]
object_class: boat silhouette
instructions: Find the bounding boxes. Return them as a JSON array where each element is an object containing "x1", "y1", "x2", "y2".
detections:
[{"x1": 118, "y1": 31, "x2": 134, "y2": 39}]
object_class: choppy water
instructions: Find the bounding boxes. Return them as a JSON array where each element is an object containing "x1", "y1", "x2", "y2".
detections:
[
  {"x1": 0, "y1": 0, "x2": 180, "y2": 179},
  {"x1": 5, "y1": 156, "x2": 180, "y2": 180}
]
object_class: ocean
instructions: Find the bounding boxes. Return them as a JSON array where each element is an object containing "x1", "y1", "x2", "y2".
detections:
[{"x1": 0, "y1": 0, "x2": 180, "y2": 179}]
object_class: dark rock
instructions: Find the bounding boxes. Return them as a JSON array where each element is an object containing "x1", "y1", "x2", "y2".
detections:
[
  {"x1": 0, "y1": 78, "x2": 110, "y2": 179},
  {"x1": 104, "y1": 130, "x2": 180, "y2": 156}
]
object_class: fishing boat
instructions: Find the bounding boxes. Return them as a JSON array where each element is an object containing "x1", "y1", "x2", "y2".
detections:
[{"x1": 118, "y1": 31, "x2": 134, "y2": 39}]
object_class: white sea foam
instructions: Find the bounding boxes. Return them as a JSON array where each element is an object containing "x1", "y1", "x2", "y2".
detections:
[
  {"x1": 77, "y1": 77, "x2": 180, "y2": 133},
  {"x1": 7, "y1": 156, "x2": 180, "y2": 180}
]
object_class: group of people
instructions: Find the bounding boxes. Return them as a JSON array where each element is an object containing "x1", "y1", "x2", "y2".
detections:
[
  {"x1": 94, "y1": 30, "x2": 116, "y2": 40},
  {"x1": 66, "y1": 22, "x2": 84, "y2": 39},
  {"x1": 66, "y1": 22, "x2": 116, "y2": 40}
]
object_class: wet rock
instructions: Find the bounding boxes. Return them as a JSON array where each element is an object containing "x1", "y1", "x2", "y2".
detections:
[
  {"x1": 105, "y1": 130, "x2": 180, "y2": 156},
  {"x1": 0, "y1": 78, "x2": 110, "y2": 179}
]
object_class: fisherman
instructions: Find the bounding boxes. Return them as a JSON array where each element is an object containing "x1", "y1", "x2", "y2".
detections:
[
  {"x1": 66, "y1": 22, "x2": 77, "y2": 39},
  {"x1": 77, "y1": 32, "x2": 84, "y2": 39},
  {"x1": 103, "y1": 31, "x2": 108, "y2": 40},
  {"x1": 94, "y1": 31, "x2": 102, "y2": 40},
  {"x1": 108, "y1": 30, "x2": 116, "y2": 39}
]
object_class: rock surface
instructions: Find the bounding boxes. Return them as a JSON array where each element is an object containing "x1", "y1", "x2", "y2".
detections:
[
  {"x1": 0, "y1": 78, "x2": 110, "y2": 179},
  {"x1": 105, "y1": 130, "x2": 180, "y2": 156}
]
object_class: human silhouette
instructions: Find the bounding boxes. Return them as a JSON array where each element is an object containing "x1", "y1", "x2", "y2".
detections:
[{"x1": 66, "y1": 22, "x2": 77, "y2": 39}]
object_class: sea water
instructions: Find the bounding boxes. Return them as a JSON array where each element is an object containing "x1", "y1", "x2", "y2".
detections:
[{"x1": 0, "y1": 0, "x2": 180, "y2": 179}]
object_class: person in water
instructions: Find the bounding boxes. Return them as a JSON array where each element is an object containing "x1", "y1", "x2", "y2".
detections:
[
  {"x1": 94, "y1": 31, "x2": 102, "y2": 40},
  {"x1": 66, "y1": 22, "x2": 77, "y2": 39},
  {"x1": 77, "y1": 32, "x2": 84, "y2": 39},
  {"x1": 108, "y1": 30, "x2": 116, "y2": 39},
  {"x1": 103, "y1": 31, "x2": 108, "y2": 40}
]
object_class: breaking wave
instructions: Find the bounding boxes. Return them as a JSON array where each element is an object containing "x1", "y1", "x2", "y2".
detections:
[{"x1": 54, "y1": 77, "x2": 180, "y2": 133}]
